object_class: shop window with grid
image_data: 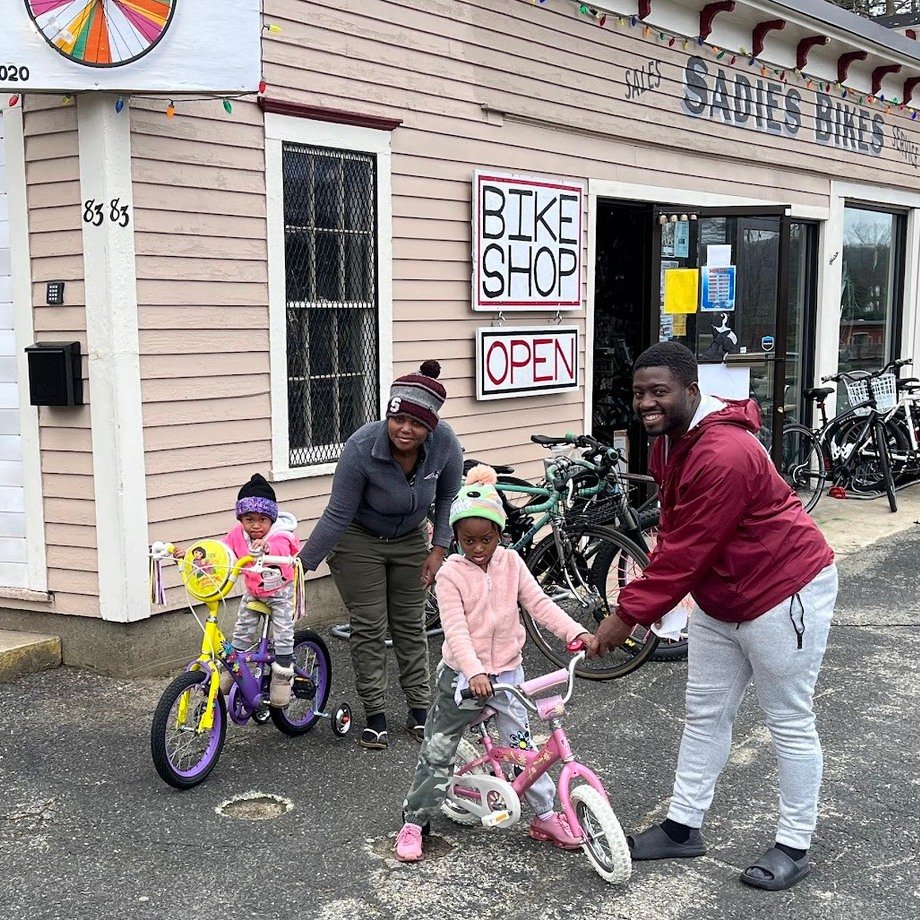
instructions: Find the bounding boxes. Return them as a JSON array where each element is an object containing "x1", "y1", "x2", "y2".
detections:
[{"x1": 283, "y1": 142, "x2": 379, "y2": 466}]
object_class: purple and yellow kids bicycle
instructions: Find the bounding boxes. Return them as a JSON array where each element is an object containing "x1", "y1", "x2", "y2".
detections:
[
  {"x1": 148, "y1": 540, "x2": 351, "y2": 789},
  {"x1": 444, "y1": 643, "x2": 631, "y2": 884}
]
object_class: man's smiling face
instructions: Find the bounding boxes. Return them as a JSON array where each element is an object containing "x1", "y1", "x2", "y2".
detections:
[{"x1": 632, "y1": 366, "x2": 700, "y2": 438}]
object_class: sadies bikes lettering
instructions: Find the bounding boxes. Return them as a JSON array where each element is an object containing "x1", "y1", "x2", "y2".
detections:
[{"x1": 682, "y1": 55, "x2": 885, "y2": 156}]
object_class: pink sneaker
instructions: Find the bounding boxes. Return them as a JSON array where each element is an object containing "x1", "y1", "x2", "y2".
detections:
[
  {"x1": 528, "y1": 812, "x2": 582, "y2": 850},
  {"x1": 395, "y1": 822, "x2": 424, "y2": 862}
]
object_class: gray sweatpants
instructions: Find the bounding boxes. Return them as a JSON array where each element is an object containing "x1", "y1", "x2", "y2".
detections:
[
  {"x1": 667, "y1": 563, "x2": 837, "y2": 850},
  {"x1": 231, "y1": 583, "x2": 295, "y2": 658}
]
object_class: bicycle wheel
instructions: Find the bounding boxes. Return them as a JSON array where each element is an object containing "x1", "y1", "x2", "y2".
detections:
[
  {"x1": 570, "y1": 784, "x2": 631, "y2": 885},
  {"x1": 835, "y1": 416, "x2": 910, "y2": 495},
  {"x1": 270, "y1": 629, "x2": 332, "y2": 736},
  {"x1": 524, "y1": 526, "x2": 658, "y2": 680},
  {"x1": 150, "y1": 670, "x2": 226, "y2": 789},
  {"x1": 780, "y1": 424, "x2": 825, "y2": 513},
  {"x1": 630, "y1": 509, "x2": 691, "y2": 663},
  {"x1": 875, "y1": 420, "x2": 898, "y2": 512}
]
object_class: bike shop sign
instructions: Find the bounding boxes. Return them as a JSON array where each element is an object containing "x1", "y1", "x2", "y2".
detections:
[
  {"x1": 472, "y1": 171, "x2": 584, "y2": 311},
  {"x1": 476, "y1": 326, "x2": 580, "y2": 400}
]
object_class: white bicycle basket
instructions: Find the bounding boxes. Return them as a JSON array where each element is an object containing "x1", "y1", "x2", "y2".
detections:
[
  {"x1": 871, "y1": 373, "x2": 897, "y2": 412},
  {"x1": 845, "y1": 373, "x2": 896, "y2": 415}
]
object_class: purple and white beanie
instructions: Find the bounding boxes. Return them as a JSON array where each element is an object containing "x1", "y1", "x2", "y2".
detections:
[{"x1": 235, "y1": 473, "x2": 278, "y2": 522}]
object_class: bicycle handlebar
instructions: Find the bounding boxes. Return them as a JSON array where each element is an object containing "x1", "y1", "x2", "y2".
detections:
[
  {"x1": 821, "y1": 357, "x2": 913, "y2": 384},
  {"x1": 458, "y1": 651, "x2": 586, "y2": 713}
]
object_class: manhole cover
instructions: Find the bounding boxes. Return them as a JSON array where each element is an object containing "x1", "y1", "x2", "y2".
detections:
[
  {"x1": 370, "y1": 833, "x2": 455, "y2": 861},
  {"x1": 215, "y1": 792, "x2": 292, "y2": 821}
]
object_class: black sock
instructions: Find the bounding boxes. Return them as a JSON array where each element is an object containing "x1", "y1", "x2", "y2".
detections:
[
  {"x1": 410, "y1": 707, "x2": 427, "y2": 726},
  {"x1": 367, "y1": 713, "x2": 387, "y2": 733},
  {"x1": 775, "y1": 842, "x2": 807, "y2": 862},
  {"x1": 660, "y1": 819, "x2": 692, "y2": 844}
]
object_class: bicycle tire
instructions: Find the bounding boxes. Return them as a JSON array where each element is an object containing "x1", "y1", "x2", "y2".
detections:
[
  {"x1": 150, "y1": 669, "x2": 226, "y2": 789},
  {"x1": 875, "y1": 420, "x2": 898, "y2": 512},
  {"x1": 271, "y1": 628, "x2": 332, "y2": 735},
  {"x1": 523, "y1": 525, "x2": 658, "y2": 680},
  {"x1": 780, "y1": 424, "x2": 826, "y2": 513},
  {"x1": 834, "y1": 416, "x2": 910, "y2": 495}
]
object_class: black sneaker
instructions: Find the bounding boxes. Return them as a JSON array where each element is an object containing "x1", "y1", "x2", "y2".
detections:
[{"x1": 405, "y1": 715, "x2": 425, "y2": 743}]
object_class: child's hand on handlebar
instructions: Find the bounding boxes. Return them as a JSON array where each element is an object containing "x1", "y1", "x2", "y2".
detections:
[
  {"x1": 469, "y1": 673, "x2": 494, "y2": 699},
  {"x1": 250, "y1": 539, "x2": 267, "y2": 554},
  {"x1": 171, "y1": 545, "x2": 186, "y2": 560}
]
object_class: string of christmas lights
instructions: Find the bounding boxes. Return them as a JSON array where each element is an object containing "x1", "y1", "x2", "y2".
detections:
[{"x1": 536, "y1": 1, "x2": 920, "y2": 122}]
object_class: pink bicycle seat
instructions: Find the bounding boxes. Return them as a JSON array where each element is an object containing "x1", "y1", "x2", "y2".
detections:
[{"x1": 468, "y1": 705, "x2": 497, "y2": 727}]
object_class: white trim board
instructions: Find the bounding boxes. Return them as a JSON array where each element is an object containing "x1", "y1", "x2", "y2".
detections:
[
  {"x1": 77, "y1": 94, "x2": 149, "y2": 622},
  {"x1": 1, "y1": 101, "x2": 47, "y2": 593},
  {"x1": 264, "y1": 114, "x2": 393, "y2": 482}
]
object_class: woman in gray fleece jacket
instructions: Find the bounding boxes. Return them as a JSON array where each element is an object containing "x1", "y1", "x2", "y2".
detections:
[{"x1": 299, "y1": 361, "x2": 463, "y2": 750}]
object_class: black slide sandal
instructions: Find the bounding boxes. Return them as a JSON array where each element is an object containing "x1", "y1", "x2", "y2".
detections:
[
  {"x1": 627, "y1": 824, "x2": 706, "y2": 860},
  {"x1": 741, "y1": 846, "x2": 811, "y2": 891}
]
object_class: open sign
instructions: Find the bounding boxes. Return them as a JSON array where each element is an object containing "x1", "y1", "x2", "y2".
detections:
[
  {"x1": 476, "y1": 327, "x2": 580, "y2": 400},
  {"x1": 473, "y1": 171, "x2": 583, "y2": 311}
]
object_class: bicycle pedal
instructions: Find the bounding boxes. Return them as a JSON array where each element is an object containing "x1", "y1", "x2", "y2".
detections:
[
  {"x1": 829, "y1": 485, "x2": 847, "y2": 499},
  {"x1": 292, "y1": 676, "x2": 316, "y2": 700},
  {"x1": 481, "y1": 810, "x2": 511, "y2": 828}
]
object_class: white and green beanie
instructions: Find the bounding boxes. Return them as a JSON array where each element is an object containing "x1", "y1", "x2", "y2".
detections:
[{"x1": 449, "y1": 465, "x2": 507, "y2": 529}]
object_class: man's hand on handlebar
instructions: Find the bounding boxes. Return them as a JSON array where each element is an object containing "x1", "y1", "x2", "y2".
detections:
[
  {"x1": 590, "y1": 614, "x2": 632, "y2": 659},
  {"x1": 570, "y1": 632, "x2": 598, "y2": 657}
]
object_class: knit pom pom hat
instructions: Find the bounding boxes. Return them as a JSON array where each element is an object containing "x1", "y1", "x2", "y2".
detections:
[
  {"x1": 449, "y1": 464, "x2": 506, "y2": 529},
  {"x1": 386, "y1": 359, "x2": 447, "y2": 431},
  {"x1": 236, "y1": 473, "x2": 278, "y2": 522}
]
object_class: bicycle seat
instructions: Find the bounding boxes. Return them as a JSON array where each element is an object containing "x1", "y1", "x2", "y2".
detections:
[
  {"x1": 468, "y1": 705, "x2": 496, "y2": 727},
  {"x1": 244, "y1": 599, "x2": 272, "y2": 616},
  {"x1": 464, "y1": 458, "x2": 514, "y2": 475},
  {"x1": 897, "y1": 377, "x2": 920, "y2": 390},
  {"x1": 803, "y1": 386, "x2": 834, "y2": 401}
]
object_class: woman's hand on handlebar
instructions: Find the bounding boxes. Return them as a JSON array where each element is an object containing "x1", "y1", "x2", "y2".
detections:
[{"x1": 469, "y1": 673, "x2": 494, "y2": 698}]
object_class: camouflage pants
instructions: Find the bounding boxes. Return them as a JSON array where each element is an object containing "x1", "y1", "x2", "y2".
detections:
[{"x1": 402, "y1": 661, "x2": 555, "y2": 826}]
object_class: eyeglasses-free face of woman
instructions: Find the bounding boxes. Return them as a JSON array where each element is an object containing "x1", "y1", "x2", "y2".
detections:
[{"x1": 387, "y1": 414, "x2": 429, "y2": 455}]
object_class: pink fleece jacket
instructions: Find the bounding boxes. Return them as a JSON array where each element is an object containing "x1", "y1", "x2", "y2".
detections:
[
  {"x1": 435, "y1": 546, "x2": 585, "y2": 679},
  {"x1": 224, "y1": 512, "x2": 300, "y2": 598}
]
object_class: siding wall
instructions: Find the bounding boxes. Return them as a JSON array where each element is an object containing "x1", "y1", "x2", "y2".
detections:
[
  {"x1": 22, "y1": 96, "x2": 97, "y2": 616},
  {"x1": 20, "y1": 0, "x2": 920, "y2": 616}
]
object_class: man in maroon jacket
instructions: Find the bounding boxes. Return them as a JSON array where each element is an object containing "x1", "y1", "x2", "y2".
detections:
[{"x1": 594, "y1": 342, "x2": 837, "y2": 891}]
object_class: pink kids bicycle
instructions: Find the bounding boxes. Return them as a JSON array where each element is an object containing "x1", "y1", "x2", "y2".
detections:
[{"x1": 444, "y1": 643, "x2": 631, "y2": 884}]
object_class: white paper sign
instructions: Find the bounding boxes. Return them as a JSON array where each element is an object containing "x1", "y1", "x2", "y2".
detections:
[
  {"x1": 706, "y1": 244, "x2": 732, "y2": 268},
  {"x1": 473, "y1": 171, "x2": 583, "y2": 311},
  {"x1": 698, "y1": 363, "x2": 750, "y2": 400},
  {"x1": 0, "y1": 2, "x2": 260, "y2": 93},
  {"x1": 476, "y1": 326, "x2": 579, "y2": 400}
]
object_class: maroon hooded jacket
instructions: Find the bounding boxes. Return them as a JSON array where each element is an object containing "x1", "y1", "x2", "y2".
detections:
[{"x1": 616, "y1": 398, "x2": 834, "y2": 628}]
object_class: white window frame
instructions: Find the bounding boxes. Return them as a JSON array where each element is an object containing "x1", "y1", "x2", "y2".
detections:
[{"x1": 265, "y1": 114, "x2": 393, "y2": 481}]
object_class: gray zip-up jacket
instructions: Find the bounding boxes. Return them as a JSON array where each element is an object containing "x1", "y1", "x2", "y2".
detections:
[{"x1": 299, "y1": 420, "x2": 463, "y2": 571}]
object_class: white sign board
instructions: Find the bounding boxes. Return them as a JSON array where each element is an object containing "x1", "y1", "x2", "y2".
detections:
[
  {"x1": 472, "y1": 171, "x2": 583, "y2": 311},
  {"x1": 0, "y1": 1, "x2": 260, "y2": 93},
  {"x1": 476, "y1": 326, "x2": 580, "y2": 400}
]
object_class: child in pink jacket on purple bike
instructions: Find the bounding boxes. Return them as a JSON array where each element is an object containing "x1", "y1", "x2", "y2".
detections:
[{"x1": 395, "y1": 465, "x2": 597, "y2": 862}]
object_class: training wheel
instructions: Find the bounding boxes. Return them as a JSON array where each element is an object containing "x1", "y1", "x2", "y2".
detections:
[
  {"x1": 331, "y1": 703, "x2": 352, "y2": 736},
  {"x1": 252, "y1": 701, "x2": 271, "y2": 725}
]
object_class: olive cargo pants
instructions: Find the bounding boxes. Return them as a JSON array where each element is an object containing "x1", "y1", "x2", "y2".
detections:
[{"x1": 327, "y1": 524, "x2": 431, "y2": 718}]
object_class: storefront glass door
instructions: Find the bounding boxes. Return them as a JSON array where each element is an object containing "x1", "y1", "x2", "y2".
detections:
[{"x1": 653, "y1": 207, "x2": 792, "y2": 460}]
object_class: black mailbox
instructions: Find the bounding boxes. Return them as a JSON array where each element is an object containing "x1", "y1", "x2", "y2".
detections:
[{"x1": 25, "y1": 342, "x2": 83, "y2": 407}]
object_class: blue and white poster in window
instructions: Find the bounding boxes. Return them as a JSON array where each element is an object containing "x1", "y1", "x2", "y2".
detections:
[{"x1": 701, "y1": 266, "x2": 736, "y2": 312}]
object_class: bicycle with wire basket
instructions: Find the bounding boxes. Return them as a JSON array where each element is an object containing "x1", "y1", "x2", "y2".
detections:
[
  {"x1": 779, "y1": 358, "x2": 917, "y2": 514},
  {"x1": 148, "y1": 540, "x2": 352, "y2": 789}
]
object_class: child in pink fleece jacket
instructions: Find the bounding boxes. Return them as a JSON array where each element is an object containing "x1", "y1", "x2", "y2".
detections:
[
  {"x1": 175, "y1": 474, "x2": 300, "y2": 708},
  {"x1": 395, "y1": 466, "x2": 596, "y2": 862}
]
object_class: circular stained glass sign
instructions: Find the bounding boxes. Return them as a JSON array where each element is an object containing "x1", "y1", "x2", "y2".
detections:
[{"x1": 25, "y1": 0, "x2": 177, "y2": 68}]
